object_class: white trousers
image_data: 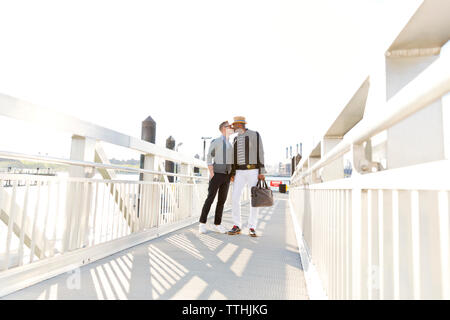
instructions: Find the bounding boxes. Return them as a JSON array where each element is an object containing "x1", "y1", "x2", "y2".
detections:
[{"x1": 232, "y1": 169, "x2": 259, "y2": 229}]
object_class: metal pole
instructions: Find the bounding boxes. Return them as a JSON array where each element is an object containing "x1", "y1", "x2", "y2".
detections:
[
  {"x1": 203, "y1": 140, "x2": 206, "y2": 161},
  {"x1": 201, "y1": 137, "x2": 212, "y2": 161},
  {"x1": 138, "y1": 116, "x2": 156, "y2": 217},
  {"x1": 165, "y1": 136, "x2": 176, "y2": 183}
]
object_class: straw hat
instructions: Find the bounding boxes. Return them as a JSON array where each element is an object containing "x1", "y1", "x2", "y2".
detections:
[{"x1": 232, "y1": 116, "x2": 247, "y2": 125}]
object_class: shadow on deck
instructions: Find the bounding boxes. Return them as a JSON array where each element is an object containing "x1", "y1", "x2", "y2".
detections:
[{"x1": 3, "y1": 193, "x2": 308, "y2": 300}]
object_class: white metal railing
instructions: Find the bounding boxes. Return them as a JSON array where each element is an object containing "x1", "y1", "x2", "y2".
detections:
[
  {"x1": 0, "y1": 94, "x2": 250, "y2": 297},
  {"x1": 291, "y1": 50, "x2": 450, "y2": 185},
  {"x1": 290, "y1": 162, "x2": 450, "y2": 300},
  {"x1": 289, "y1": 29, "x2": 450, "y2": 298},
  {"x1": 0, "y1": 173, "x2": 208, "y2": 270}
]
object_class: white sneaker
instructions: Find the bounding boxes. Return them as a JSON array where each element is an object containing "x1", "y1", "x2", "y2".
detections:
[
  {"x1": 214, "y1": 224, "x2": 227, "y2": 234},
  {"x1": 199, "y1": 223, "x2": 207, "y2": 234}
]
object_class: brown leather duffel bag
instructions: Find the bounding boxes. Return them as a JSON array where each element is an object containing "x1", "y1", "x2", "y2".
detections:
[{"x1": 251, "y1": 179, "x2": 274, "y2": 207}]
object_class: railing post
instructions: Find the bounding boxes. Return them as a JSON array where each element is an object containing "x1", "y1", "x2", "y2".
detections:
[
  {"x1": 179, "y1": 163, "x2": 192, "y2": 220},
  {"x1": 351, "y1": 186, "x2": 362, "y2": 299},
  {"x1": 321, "y1": 137, "x2": 344, "y2": 181},
  {"x1": 307, "y1": 156, "x2": 321, "y2": 184},
  {"x1": 385, "y1": 44, "x2": 446, "y2": 169},
  {"x1": 63, "y1": 135, "x2": 96, "y2": 252}
]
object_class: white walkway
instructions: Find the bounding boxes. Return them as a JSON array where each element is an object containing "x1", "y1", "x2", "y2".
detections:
[{"x1": 3, "y1": 193, "x2": 308, "y2": 300}]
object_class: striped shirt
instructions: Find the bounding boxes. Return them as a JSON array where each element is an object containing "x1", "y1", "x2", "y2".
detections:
[
  {"x1": 236, "y1": 134, "x2": 246, "y2": 165},
  {"x1": 232, "y1": 128, "x2": 266, "y2": 174}
]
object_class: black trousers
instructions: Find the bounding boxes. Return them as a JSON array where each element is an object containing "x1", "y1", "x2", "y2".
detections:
[{"x1": 199, "y1": 172, "x2": 231, "y2": 225}]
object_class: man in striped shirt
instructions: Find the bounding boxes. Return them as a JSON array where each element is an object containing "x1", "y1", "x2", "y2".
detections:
[{"x1": 228, "y1": 116, "x2": 266, "y2": 237}]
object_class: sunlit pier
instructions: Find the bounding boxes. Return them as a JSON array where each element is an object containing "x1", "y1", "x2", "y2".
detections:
[{"x1": 1, "y1": 0, "x2": 450, "y2": 300}]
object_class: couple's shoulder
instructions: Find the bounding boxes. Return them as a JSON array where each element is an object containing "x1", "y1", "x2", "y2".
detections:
[
  {"x1": 246, "y1": 129, "x2": 259, "y2": 135},
  {"x1": 212, "y1": 136, "x2": 225, "y2": 143}
]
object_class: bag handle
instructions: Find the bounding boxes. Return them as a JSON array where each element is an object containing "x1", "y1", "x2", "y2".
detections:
[{"x1": 257, "y1": 178, "x2": 269, "y2": 189}]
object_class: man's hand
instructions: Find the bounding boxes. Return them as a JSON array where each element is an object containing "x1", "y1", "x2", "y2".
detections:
[
  {"x1": 230, "y1": 176, "x2": 235, "y2": 182},
  {"x1": 208, "y1": 165, "x2": 214, "y2": 180},
  {"x1": 258, "y1": 174, "x2": 265, "y2": 180}
]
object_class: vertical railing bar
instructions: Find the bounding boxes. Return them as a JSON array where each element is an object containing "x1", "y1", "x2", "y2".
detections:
[
  {"x1": 142, "y1": 184, "x2": 148, "y2": 229},
  {"x1": 91, "y1": 181, "x2": 99, "y2": 246},
  {"x1": 333, "y1": 189, "x2": 336, "y2": 299},
  {"x1": 164, "y1": 184, "x2": 168, "y2": 225},
  {"x1": 147, "y1": 182, "x2": 151, "y2": 229},
  {"x1": 163, "y1": 184, "x2": 167, "y2": 225},
  {"x1": 328, "y1": 189, "x2": 331, "y2": 297},
  {"x1": 330, "y1": 189, "x2": 334, "y2": 299},
  {"x1": 320, "y1": 190, "x2": 323, "y2": 282},
  {"x1": 345, "y1": 189, "x2": 353, "y2": 299},
  {"x1": 100, "y1": 182, "x2": 108, "y2": 243},
  {"x1": 171, "y1": 185, "x2": 175, "y2": 223},
  {"x1": 392, "y1": 189, "x2": 400, "y2": 299},
  {"x1": 61, "y1": 180, "x2": 71, "y2": 254},
  {"x1": 123, "y1": 183, "x2": 128, "y2": 236},
  {"x1": 172, "y1": 185, "x2": 176, "y2": 223},
  {"x1": 138, "y1": 182, "x2": 143, "y2": 231},
  {"x1": 84, "y1": 182, "x2": 92, "y2": 247},
  {"x1": 125, "y1": 183, "x2": 130, "y2": 235},
  {"x1": 338, "y1": 189, "x2": 341, "y2": 299},
  {"x1": 158, "y1": 184, "x2": 162, "y2": 227},
  {"x1": 327, "y1": 189, "x2": 331, "y2": 297},
  {"x1": 438, "y1": 190, "x2": 450, "y2": 299},
  {"x1": 115, "y1": 183, "x2": 122, "y2": 239},
  {"x1": 132, "y1": 183, "x2": 138, "y2": 232},
  {"x1": 121, "y1": 182, "x2": 127, "y2": 236},
  {"x1": 129, "y1": 183, "x2": 134, "y2": 232},
  {"x1": 40, "y1": 180, "x2": 52, "y2": 259},
  {"x1": 78, "y1": 181, "x2": 89, "y2": 248},
  {"x1": 169, "y1": 184, "x2": 172, "y2": 224},
  {"x1": 368, "y1": 189, "x2": 373, "y2": 300},
  {"x1": 30, "y1": 180, "x2": 42, "y2": 263},
  {"x1": 50, "y1": 181, "x2": 60, "y2": 258},
  {"x1": 167, "y1": 184, "x2": 171, "y2": 224},
  {"x1": 341, "y1": 189, "x2": 344, "y2": 298},
  {"x1": 410, "y1": 190, "x2": 421, "y2": 300},
  {"x1": 334, "y1": 189, "x2": 338, "y2": 299},
  {"x1": 105, "y1": 182, "x2": 111, "y2": 241},
  {"x1": 126, "y1": 183, "x2": 132, "y2": 235},
  {"x1": 121, "y1": 183, "x2": 127, "y2": 237},
  {"x1": 323, "y1": 189, "x2": 327, "y2": 294},
  {"x1": 378, "y1": 189, "x2": 384, "y2": 300},
  {"x1": 335, "y1": 189, "x2": 338, "y2": 299},
  {"x1": 3, "y1": 180, "x2": 18, "y2": 271},
  {"x1": 18, "y1": 180, "x2": 30, "y2": 266},
  {"x1": 117, "y1": 183, "x2": 123, "y2": 238},
  {"x1": 67, "y1": 181, "x2": 80, "y2": 252},
  {"x1": 111, "y1": 183, "x2": 117, "y2": 240}
]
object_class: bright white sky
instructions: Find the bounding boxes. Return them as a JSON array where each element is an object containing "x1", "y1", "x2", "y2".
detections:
[{"x1": 0, "y1": 0, "x2": 422, "y2": 166}]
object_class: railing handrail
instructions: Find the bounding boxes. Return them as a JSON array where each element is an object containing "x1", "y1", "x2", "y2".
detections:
[
  {"x1": 292, "y1": 50, "x2": 450, "y2": 185},
  {"x1": 0, "y1": 150, "x2": 208, "y2": 180},
  {"x1": 0, "y1": 93, "x2": 207, "y2": 168}
]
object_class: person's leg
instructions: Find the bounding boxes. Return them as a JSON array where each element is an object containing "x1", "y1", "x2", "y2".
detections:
[
  {"x1": 214, "y1": 174, "x2": 231, "y2": 225},
  {"x1": 231, "y1": 170, "x2": 245, "y2": 228},
  {"x1": 247, "y1": 169, "x2": 260, "y2": 230},
  {"x1": 199, "y1": 174, "x2": 221, "y2": 224}
]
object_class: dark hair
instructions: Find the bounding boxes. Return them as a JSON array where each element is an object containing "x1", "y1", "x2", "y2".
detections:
[{"x1": 219, "y1": 121, "x2": 229, "y2": 131}]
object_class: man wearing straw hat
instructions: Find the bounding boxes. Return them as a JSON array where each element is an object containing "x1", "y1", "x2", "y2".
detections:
[{"x1": 228, "y1": 116, "x2": 266, "y2": 237}]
